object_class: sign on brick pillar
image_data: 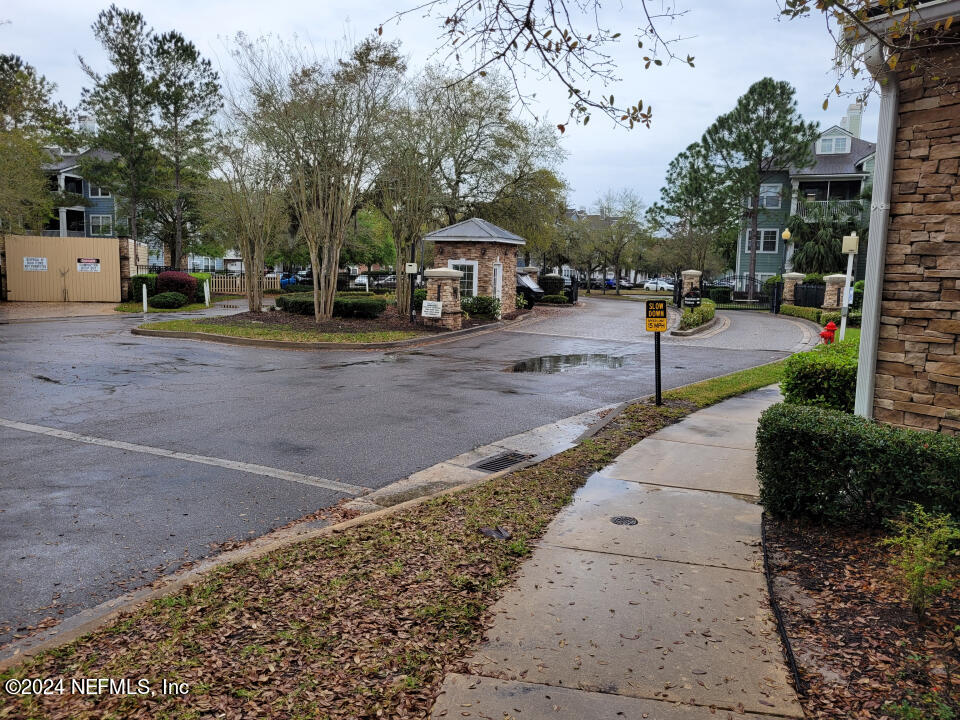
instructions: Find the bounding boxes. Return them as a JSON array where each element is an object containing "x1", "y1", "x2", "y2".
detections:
[
  {"x1": 423, "y1": 268, "x2": 463, "y2": 331},
  {"x1": 781, "y1": 272, "x2": 804, "y2": 304},
  {"x1": 822, "y1": 274, "x2": 846, "y2": 310},
  {"x1": 681, "y1": 270, "x2": 702, "y2": 296}
]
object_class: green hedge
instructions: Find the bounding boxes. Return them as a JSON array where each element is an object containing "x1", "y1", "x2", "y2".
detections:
[
  {"x1": 189, "y1": 272, "x2": 211, "y2": 302},
  {"x1": 706, "y1": 286, "x2": 732, "y2": 303},
  {"x1": 413, "y1": 288, "x2": 427, "y2": 313},
  {"x1": 781, "y1": 339, "x2": 858, "y2": 413},
  {"x1": 131, "y1": 274, "x2": 157, "y2": 300},
  {"x1": 780, "y1": 304, "x2": 821, "y2": 324},
  {"x1": 679, "y1": 299, "x2": 715, "y2": 330},
  {"x1": 540, "y1": 275, "x2": 565, "y2": 295},
  {"x1": 540, "y1": 294, "x2": 569, "y2": 304},
  {"x1": 757, "y1": 403, "x2": 960, "y2": 525},
  {"x1": 275, "y1": 292, "x2": 387, "y2": 319},
  {"x1": 820, "y1": 309, "x2": 862, "y2": 327},
  {"x1": 461, "y1": 295, "x2": 501, "y2": 317},
  {"x1": 803, "y1": 273, "x2": 825, "y2": 284},
  {"x1": 148, "y1": 291, "x2": 188, "y2": 309}
]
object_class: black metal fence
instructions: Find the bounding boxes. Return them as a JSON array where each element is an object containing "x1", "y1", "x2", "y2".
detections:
[
  {"x1": 793, "y1": 283, "x2": 825, "y2": 308},
  {"x1": 703, "y1": 275, "x2": 781, "y2": 313}
]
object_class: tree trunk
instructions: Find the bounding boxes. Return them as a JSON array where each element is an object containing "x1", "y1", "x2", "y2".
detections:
[
  {"x1": 308, "y1": 242, "x2": 321, "y2": 322},
  {"x1": 173, "y1": 157, "x2": 183, "y2": 271},
  {"x1": 747, "y1": 200, "x2": 759, "y2": 300},
  {"x1": 614, "y1": 263, "x2": 621, "y2": 295}
]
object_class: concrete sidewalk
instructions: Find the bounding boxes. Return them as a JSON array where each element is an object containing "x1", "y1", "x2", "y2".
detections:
[{"x1": 431, "y1": 385, "x2": 802, "y2": 719}]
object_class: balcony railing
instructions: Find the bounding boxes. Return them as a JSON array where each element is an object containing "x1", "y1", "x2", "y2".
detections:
[{"x1": 796, "y1": 199, "x2": 864, "y2": 221}]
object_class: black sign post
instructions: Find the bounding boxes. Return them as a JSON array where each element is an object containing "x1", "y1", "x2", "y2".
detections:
[{"x1": 645, "y1": 300, "x2": 667, "y2": 406}]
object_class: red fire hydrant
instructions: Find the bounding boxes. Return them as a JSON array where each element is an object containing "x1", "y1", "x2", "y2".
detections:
[{"x1": 820, "y1": 321, "x2": 837, "y2": 345}]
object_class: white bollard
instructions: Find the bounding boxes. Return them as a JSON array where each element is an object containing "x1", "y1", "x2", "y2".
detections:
[
  {"x1": 204, "y1": 279, "x2": 211, "y2": 307},
  {"x1": 142, "y1": 284, "x2": 148, "y2": 313}
]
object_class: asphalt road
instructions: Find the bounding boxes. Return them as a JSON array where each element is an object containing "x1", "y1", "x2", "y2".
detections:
[{"x1": 0, "y1": 298, "x2": 811, "y2": 645}]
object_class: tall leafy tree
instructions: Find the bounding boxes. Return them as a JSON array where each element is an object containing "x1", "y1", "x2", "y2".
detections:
[
  {"x1": 594, "y1": 190, "x2": 647, "y2": 295},
  {"x1": 647, "y1": 141, "x2": 739, "y2": 272},
  {"x1": 702, "y1": 78, "x2": 818, "y2": 297},
  {"x1": 0, "y1": 55, "x2": 71, "y2": 233},
  {"x1": 80, "y1": 5, "x2": 156, "y2": 244},
  {"x1": 149, "y1": 30, "x2": 221, "y2": 269}
]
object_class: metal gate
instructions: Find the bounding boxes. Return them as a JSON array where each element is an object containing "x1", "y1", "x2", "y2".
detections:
[
  {"x1": 702, "y1": 275, "x2": 781, "y2": 313},
  {"x1": 3, "y1": 235, "x2": 121, "y2": 302}
]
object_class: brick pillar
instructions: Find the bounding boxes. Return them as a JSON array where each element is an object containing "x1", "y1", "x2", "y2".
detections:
[
  {"x1": 681, "y1": 270, "x2": 702, "y2": 296},
  {"x1": 782, "y1": 272, "x2": 804, "y2": 304},
  {"x1": 423, "y1": 268, "x2": 463, "y2": 331},
  {"x1": 822, "y1": 274, "x2": 846, "y2": 310}
]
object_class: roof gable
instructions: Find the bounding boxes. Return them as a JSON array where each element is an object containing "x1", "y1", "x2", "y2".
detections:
[{"x1": 424, "y1": 218, "x2": 526, "y2": 245}]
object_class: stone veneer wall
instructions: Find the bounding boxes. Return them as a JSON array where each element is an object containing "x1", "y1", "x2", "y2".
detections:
[
  {"x1": 432, "y1": 241, "x2": 519, "y2": 313},
  {"x1": 875, "y1": 46, "x2": 960, "y2": 433}
]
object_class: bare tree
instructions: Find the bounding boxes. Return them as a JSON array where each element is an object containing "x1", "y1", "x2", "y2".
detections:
[
  {"x1": 231, "y1": 35, "x2": 405, "y2": 321},
  {"x1": 209, "y1": 131, "x2": 286, "y2": 313},
  {"x1": 382, "y1": 1, "x2": 692, "y2": 130}
]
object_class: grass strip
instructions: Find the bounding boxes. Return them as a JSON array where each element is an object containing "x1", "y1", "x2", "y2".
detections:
[
  {"x1": 1, "y1": 361, "x2": 785, "y2": 720},
  {"x1": 114, "y1": 296, "x2": 232, "y2": 313},
  {"x1": 143, "y1": 318, "x2": 423, "y2": 344}
]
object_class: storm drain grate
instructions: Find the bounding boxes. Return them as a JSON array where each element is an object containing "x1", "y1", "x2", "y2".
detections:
[
  {"x1": 470, "y1": 451, "x2": 536, "y2": 473},
  {"x1": 610, "y1": 516, "x2": 639, "y2": 526}
]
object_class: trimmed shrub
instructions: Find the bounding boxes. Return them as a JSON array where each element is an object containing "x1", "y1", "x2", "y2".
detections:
[
  {"x1": 757, "y1": 402, "x2": 960, "y2": 525},
  {"x1": 189, "y1": 272, "x2": 211, "y2": 302},
  {"x1": 131, "y1": 274, "x2": 157, "y2": 300},
  {"x1": 157, "y1": 271, "x2": 198, "y2": 300},
  {"x1": 148, "y1": 291, "x2": 188, "y2": 309},
  {"x1": 540, "y1": 274, "x2": 565, "y2": 295},
  {"x1": 763, "y1": 274, "x2": 782, "y2": 291},
  {"x1": 853, "y1": 279, "x2": 864, "y2": 292},
  {"x1": 337, "y1": 291, "x2": 376, "y2": 297},
  {"x1": 461, "y1": 295, "x2": 501, "y2": 318},
  {"x1": 679, "y1": 299, "x2": 715, "y2": 330},
  {"x1": 781, "y1": 339, "x2": 858, "y2": 413},
  {"x1": 780, "y1": 304, "x2": 821, "y2": 324},
  {"x1": 820, "y1": 309, "x2": 862, "y2": 327},
  {"x1": 706, "y1": 286, "x2": 732, "y2": 304},
  {"x1": 413, "y1": 288, "x2": 427, "y2": 313},
  {"x1": 540, "y1": 294, "x2": 569, "y2": 304},
  {"x1": 275, "y1": 293, "x2": 386, "y2": 319},
  {"x1": 803, "y1": 273, "x2": 825, "y2": 284}
]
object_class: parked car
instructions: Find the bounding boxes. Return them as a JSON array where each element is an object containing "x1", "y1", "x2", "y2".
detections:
[
  {"x1": 643, "y1": 278, "x2": 674, "y2": 291},
  {"x1": 375, "y1": 274, "x2": 397, "y2": 288},
  {"x1": 351, "y1": 274, "x2": 370, "y2": 288},
  {"x1": 296, "y1": 269, "x2": 312, "y2": 281},
  {"x1": 618, "y1": 279, "x2": 634, "y2": 289}
]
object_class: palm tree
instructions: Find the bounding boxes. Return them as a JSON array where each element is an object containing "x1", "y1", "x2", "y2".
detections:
[{"x1": 788, "y1": 198, "x2": 863, "y2": 275}]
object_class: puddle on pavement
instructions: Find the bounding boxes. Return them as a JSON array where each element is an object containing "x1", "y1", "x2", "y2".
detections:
[
  {"x1": 573, "y1": 473, "x2": 642, "y2": 504},
  {"x1": 508, "y1": 353, "x2": 626, "y2": 373}
]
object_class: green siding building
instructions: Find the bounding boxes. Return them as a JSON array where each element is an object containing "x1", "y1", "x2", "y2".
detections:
[{"x1": 735, "y1": 104, "x2": 876, "y2": 283}]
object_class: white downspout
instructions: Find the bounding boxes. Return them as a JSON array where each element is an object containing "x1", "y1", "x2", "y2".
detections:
[{"x1": 854, "y1": 40, "x2": 899, "y2": 418}]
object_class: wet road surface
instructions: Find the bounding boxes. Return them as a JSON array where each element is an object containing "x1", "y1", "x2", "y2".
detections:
[{"x1": 0, "y1": 298, "x2": 809, "y2": 645}]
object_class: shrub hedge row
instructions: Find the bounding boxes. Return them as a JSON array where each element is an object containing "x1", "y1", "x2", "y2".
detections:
[
  {"x1": 461, "y1": 295, "x2": 501, "y2": 317},
  {"x1": 413, "y1": 288, "x2": 427, "y2": 313},
  {"x1": 540, "y1": 294, "x2": 569, "y2": 304},
  {"x1": 148, "y1": 291, "x2": 189, "y2": 309},
  {"x1": 679, "y1": 299, "x2": 715, "y2": 330},
  {"x1": 540, "y1": 274, "x2": 565, "y2": 295},
  {"x1": 757, "y1": 402, "x2": 960, "y2": 524},
  {"x1": 275, "y1": 292, "x2": 387, "y2": 319},
  {"x1": 780, "y1": 304, "x2": 862, "y2": 327},
  {"x1": 706, "y1": 286, "x2": 732, "y2": 303},
  {"x1": 132, "y1": 272, "x2": 210, "y2": 303},
  {"x1": 781, "y1": 339, "x2": 859, "y2": 413}
]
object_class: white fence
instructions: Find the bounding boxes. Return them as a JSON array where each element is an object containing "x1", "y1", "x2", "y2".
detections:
[{"x1": 209, "y1": 275, "x2": 281, "y2": 295}]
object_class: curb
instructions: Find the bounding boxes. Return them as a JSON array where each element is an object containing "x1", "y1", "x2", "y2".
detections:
[
  {"x1": 131, "y1": 312, "x2": 534, "y2": 351},
  {"x1": 669, "y1": 314, "x2": 719, "y2": 337}
]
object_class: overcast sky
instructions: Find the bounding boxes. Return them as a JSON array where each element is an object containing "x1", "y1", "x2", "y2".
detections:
[{"x1": 3, "y1": 0, "x2": 878, "y2": 210}]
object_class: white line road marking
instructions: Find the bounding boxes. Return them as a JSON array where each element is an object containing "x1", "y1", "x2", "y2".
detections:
[{"x1": 0, "y1": 417, "x2": 367, "y2": 496}]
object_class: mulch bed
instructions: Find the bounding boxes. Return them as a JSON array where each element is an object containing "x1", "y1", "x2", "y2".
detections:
[
  {"x1": 198, "y1": 306, "x2": 531, "y2": 334},
  {"x1": 765, "y1": 519, "x2": 960, "y2": 719}
]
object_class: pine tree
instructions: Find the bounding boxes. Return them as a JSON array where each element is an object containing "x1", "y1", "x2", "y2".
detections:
[
  {"x1": 149, "y1": 30, "x2": 221, "y2": 269},
  {"x1": 80, "y1": 5, "x2": 156, "y2": 245},
  {"x1": 702, "y1": 78, "x2": 818, "y2": 298}
]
